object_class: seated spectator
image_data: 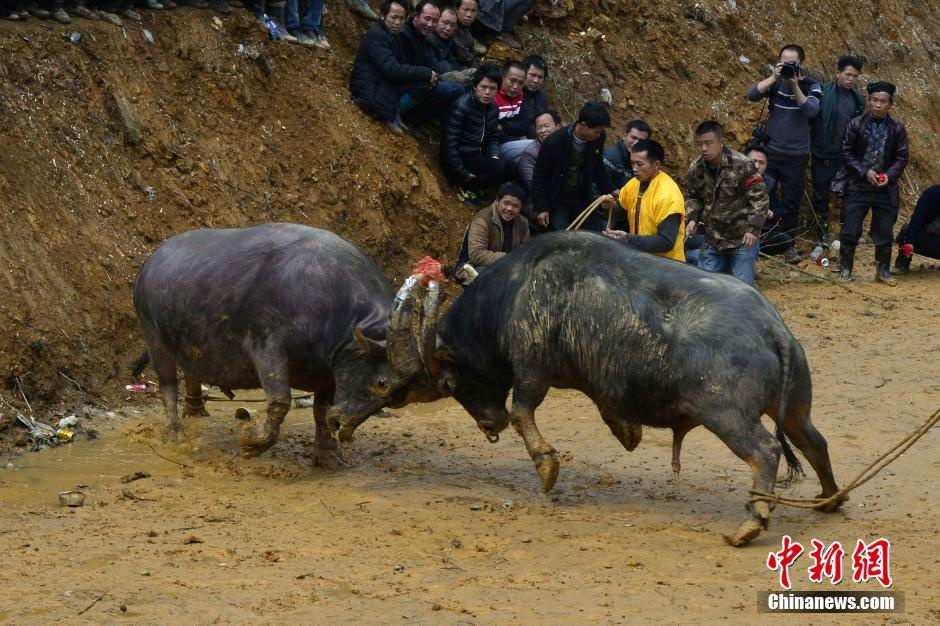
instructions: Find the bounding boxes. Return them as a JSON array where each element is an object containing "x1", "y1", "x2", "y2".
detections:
[
  {"x1": 440, "y1": 64, "x2": 518, "y2": 200},
  {"x1": 398, "y1": 1, "x2": 464, "y2": 124},
  {"x1": 349, "y1": 1, "x2": 436, "y2": 135},
  {"x1": 893, "y1": 184, "x2": 940, "y2": 274},
  {"x1": 746, "y1": 145, "x2": 798, "y2": 259},
  {"x1": 531, "y1": 101, "x2": 617, "y2": 232},
  {"x1": 604, "y1": 139, "x2": 685, "y2": 262},
  {"x1": 456, "y1": 183, "x2": 531, "y2": 270},
  {"x1": 604, "y1": 118, "x2": 652, "y2": 189},
  {"x1": 453, "y1": 0, "x2": 484, "y2": 69},
  {"x1": 475, "y1": 0, "x2": 536, "y2": 50},
  {"x1": 519, "y1": 109, "x2": 562, "y2": 190},
  {"x1": 494, "y1": 61, "x2": 535, "y2": 162},
  {"x1": 287, "y1": 0, "x2": 329, "y2": 48},
  {"x1": 506, "y1": 54, "x2": 549, "y2": 141},
  {"x1": 431, "y1": 5, "x2": 477, "y2": 85}
]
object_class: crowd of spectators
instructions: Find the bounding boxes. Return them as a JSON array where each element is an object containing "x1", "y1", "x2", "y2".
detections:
[{"x1": 351, "y1": 6, "x2": 923, "y2": 287}]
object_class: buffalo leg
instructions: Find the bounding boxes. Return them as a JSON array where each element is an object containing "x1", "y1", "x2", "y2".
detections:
[
  {"x1": 181, "y1": 376, "x2": 209, "y2": 419},
  {"x1": 150, "y1": 347, "x2": 182, "y2": 441},
  {"x1": 312, "y1": 392, "x2": 342, "y2": 469},
  {"x1": 510, "y1": 383, "x2": 558, "y2": 493},
  {"x1": 780, "y1": 403, "x2": 844, "y2": 511},
  {"x1": 599, "y1": 408, "x2": 643, "y2": 452},
  {"x1": 241, "y1": 350, "x2": 291, "y2": 458},
  {"x1": 703, "y1": 413, "x2": 781, "y2": 547}
]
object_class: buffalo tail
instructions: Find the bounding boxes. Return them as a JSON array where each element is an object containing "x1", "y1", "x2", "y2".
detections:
[
  {"x1": 773, "y1": 331, "x2": 804, "y2": 484},
  {"x1": 130, "y1": 350, "x2": 150, "y2": 377}
]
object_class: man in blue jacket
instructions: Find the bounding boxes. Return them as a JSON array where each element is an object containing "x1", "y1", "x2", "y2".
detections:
[{"x1": 810, "y1": 55, "x2": 866, "y2": 244}]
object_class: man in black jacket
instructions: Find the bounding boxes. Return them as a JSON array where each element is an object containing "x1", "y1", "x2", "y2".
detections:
[
  {"x1": 603, "y1": 118, "x2": 652, "y2": 190},
  {"x1": 398, "y1": 1, "x2": 464, "y2": 124},
  {"x1": 531, "y1": 101, "x2": 617, "y2": 231},
  {"x1": 349, "y1": 1, "x2": 434, "y2": 135},
  {"x1": 832, "y1": 81, "x2": 909, "y2": 284},
  {"x1": 440, "y1": 64, "x2": 518, "y2": 198}
]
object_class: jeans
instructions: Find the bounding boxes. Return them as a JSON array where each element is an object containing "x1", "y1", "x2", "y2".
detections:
[
  {"x1": 810, "y1": 155, "x2": 841, "y2": 236},
  {"x1": 498, "y1": 139, "x2": 534, "y2": 164},
  {"x1": 286, "y1": 0, "x2": 323, "y2": 33},
  {"x1": 401, "y1": 81, "x2": 464, "y2": 124},
  {"x1": 698, "y1": 242, "x2": 759, "y2": 286},
  {"x1": 765, "y1": 152, "x2": 809, "y2": 239}
]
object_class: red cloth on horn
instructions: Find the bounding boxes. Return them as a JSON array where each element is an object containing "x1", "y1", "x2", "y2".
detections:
[{"x1": 412, "y1": 256, "x2": 445, "y2": 287}]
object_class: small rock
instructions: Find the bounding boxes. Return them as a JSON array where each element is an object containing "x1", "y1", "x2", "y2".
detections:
[
  {"x1": 120, "y1": 605, "x2": 127, "y2": 613},
  {"x1": 520, "y1": 538, "x2": 532, "y2": 544},
  {"x1": 469, "y1": 503, "x2": 483, "y2": 511},
  {"x1": 432, "y1": 603, "x2": 442, "y2": 611},
  {"x1": 450, "y1": 538, "x2": 462, "y2": 549},
  {"x1": 139, "y1": 571, "x2": 151, "y2": 576},
  {"x1": 183, "y1": 535, "x2": 204, "y2": 545},
  {"x1": 394, "y1": 564, "x2": 405, "y2": 572}
]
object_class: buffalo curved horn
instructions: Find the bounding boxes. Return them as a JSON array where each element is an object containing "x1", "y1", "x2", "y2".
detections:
[
  {"x1": 417, "y1": 280, "x2": 441, "y2": 374},
  {"x1": 386, "y1": 275, "x2": 424, "y2": 379}
]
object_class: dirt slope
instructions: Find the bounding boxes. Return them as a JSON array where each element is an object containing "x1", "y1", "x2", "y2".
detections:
[{"x1": 0, "y1": 1, "x2": 938, "y2": 428}]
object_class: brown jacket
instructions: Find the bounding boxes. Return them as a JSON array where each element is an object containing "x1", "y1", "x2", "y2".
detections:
[{"x1": 467, "y1": 202, "x2": 530, "y2": 266}]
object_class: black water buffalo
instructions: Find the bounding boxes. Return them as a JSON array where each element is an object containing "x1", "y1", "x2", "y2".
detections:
[
  {"x1": 133, "y1": 223, "x2": 424, "y2": 464},
  {"x1": 375, "y1": 231, "x2": 844, "y2": 546}
]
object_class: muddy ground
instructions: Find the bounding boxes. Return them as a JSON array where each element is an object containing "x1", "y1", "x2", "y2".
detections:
[{"x1": 1, "y1": 262, "x2": 938, "y2": 623}]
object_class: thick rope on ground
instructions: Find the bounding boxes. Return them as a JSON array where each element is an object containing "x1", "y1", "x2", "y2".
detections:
[{"x1": 749, "y1": 406, "x2": 940, "y2": 510}]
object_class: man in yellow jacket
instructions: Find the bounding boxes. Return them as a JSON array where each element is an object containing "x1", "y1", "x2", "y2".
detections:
[{"x1": 604, "y1": 139, "x2": 686, "y2": 262}]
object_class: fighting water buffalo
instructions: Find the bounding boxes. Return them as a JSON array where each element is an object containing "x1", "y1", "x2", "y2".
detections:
[
  {"x1": 132, "y1": 223, "x2": 426, "y2": 464},
  {"x1": 374, "y1": 231, "x2": 845, "y2": 546}
]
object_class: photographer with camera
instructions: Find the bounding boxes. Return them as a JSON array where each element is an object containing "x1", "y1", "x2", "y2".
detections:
[{"x1": 747, "y1": 44, "x2": 822, "y2": 261}]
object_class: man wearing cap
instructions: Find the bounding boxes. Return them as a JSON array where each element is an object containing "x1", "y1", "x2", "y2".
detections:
[{"x1": 832, "y1": 81, "x2": 909, "y2": 285}]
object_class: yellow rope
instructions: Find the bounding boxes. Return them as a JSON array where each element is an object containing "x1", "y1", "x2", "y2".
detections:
[
  {"x1": 566, "y1": 195, "x2": 611, "y2": 231},
  {"x1": 749, "y1": 406, "x2": 940, "y2": 510}
]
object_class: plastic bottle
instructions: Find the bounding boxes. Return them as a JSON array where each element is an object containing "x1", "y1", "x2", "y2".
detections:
[
  {"x1": 125, "y1": 383, "x2": 147, "y2": 392},
  {"x1": 809, "y1": 245, "x2": 824, "y2": 261}
]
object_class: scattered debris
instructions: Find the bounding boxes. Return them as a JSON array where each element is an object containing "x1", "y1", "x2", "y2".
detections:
[
  {"x1": 121, "y1": 471, "x2": 151, "y2": 484},
  {"x1": 125, "y1": 384, "x2": 148, "y2": 393},
  {"x1": 58, "y1": 491, "x2": 85, "y2": 507},
  {"x1": 122, "y1": 489, "x2": 157, "y2": 502},
  {"x1": 183, "y1": 535, "x2": 204, "y2": 545},
  {"x1": 57, "y1": 415, "x2": 79, "y2": 429},
  {"x1": 67, "y1": 32, "x2": 82, "y2": 44},
  {"x1": 142, "y1": 29, "x2": 154, "y2": 44},
  {"x1": 394, "y1": 564, "x2": 405, "y2": 572},
  {"x1": 143, "y1": 186, "x2": 156, "y2": 200},
  {"x1": 738, "y1": 55, "x2": 750, "y2": 64}
]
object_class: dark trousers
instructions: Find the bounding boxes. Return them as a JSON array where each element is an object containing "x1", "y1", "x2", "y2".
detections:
[
  {"x1": 897, "y1": 223, "x2": 940, "y2": 260},
  {"x1": 760, "y1": 230, "x2": 794, "y2": 256},
  {"x1": 840, "y1": 190, "x2": 898, "y2": 263},
  {"x1": 810, "y1": 155, "x2": 842, "y2": 235},
  {"x1": 766, "y1": 152, "x2": 809, "y2": 239},
  {"x1": 462, "y1": 154, "x2": 518, "y2": 191},
  {"x1": 549, "y1": 193, "x2": 606, "y2": 232}
]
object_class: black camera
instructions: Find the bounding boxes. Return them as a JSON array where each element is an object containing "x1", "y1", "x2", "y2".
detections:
[
  {"x1": 780, "y1": 61, "x2": 801, "y2": 79},
  {"x1": 750, "y1": 127, "x2": 770, "y2": 145}
]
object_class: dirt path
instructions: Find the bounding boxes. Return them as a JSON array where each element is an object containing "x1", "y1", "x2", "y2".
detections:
[{"x1": 1, "y1": 269, "x2": 938, "y2": 623}]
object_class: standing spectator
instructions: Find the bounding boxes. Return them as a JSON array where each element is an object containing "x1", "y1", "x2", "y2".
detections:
[
  {"x1": 603, "y1": 118, "x2": 652, "y2": 190},
  {"x1": 349, "y1": 1, "x2": 435, "y2": 135},
  {"x1": 685, "y1": 121, "x2": 769, "y2": 287},
  {"x1": 398, "y1": 1, "x2": 464, "y2": 124},
  {"x1": 892, "y1": 184, "x2": 940, "y2": 274},
  {"x1": 604, "y1": 139, "x2": 685, "y2": 262},
  {"x1": 810, "y1": 55, "x2": 866, "y2": 244},
  {"x1": 453, "y1": 0, "x2": 484, "y2": 69},
  {"x1": 494, "y1": 61, "x2": 534, "y2": 162},
  {"x1": 832, "y1": 82, "x2": 908, "y2": 285},
  {"x1": 440, "y1": 64, "x2": 517, "y2": 199},
  {"x1": 347, "y1": 0, "x2": 378, "y2": 20},
  {"x1": 746, "y1": 44, "x2": 821, "y2": 253},
  {"x1": 746, "y1": 145, "x2": 798, "y2": 259},
  {"x1": 459, "y1": 183, "x2": 531, "y2": 268},
  {"x1": 518, "y1": 109, "x2": 562, "y2": 190},
  {"x1": 287, "y1": 0, "x2": 329, "y2": 48},
  {"x1": 475, "y1": 0, "x2": 536, "y2": 50},
  {"x1": 531, "y1": 101, "x2": 617, "y2": 232}
]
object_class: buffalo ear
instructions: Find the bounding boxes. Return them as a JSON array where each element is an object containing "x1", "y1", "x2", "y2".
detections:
[
  {"x1": 434, "y1": 343, "x2": 456, "y2": 364},
  {"x1": 352, "y1": 328, "x2": 386, "y2": 355}
]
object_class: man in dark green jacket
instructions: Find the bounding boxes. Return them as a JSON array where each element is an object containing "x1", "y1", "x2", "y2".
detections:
[{"x1": 810, "y1": 55, "x2": 865, "y2": 244}]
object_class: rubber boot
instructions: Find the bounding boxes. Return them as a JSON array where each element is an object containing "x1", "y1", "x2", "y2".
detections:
[
  {"x1": 268, "y1": 1, "x2": 297, "y2": 42},
  {"x1": 874, "y1": 245, "x2": 897, "y2": 286},
  {"x1": 839, "y1": 247, "x2": 854, "y2": 281}
]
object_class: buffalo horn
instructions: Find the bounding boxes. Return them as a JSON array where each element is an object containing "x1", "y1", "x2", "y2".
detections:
[
  {"x1": 418, "y1": 280, "x2": 441, "y2": 373},
  {"x1": 386, "y1": 275, "x2": 424, "y2": 379}
]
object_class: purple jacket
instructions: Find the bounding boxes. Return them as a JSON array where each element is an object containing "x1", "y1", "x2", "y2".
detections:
[{"x1": 831, "y1": 113, "x2": 908, "y2": 209}]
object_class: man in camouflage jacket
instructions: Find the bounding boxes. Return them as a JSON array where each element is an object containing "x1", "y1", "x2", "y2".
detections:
[{"x1": 685, "y1": 121, "x2": 769, "y2": 286}]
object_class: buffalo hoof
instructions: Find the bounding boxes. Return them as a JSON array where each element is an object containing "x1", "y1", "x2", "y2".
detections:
[
  {"x1": 240, "y1": 423, "x2": 279, "y2": 458},
  {"x1": 816, "y1": 491, "x2": 849, "y2": 512},
  {"x1": 163, "y1": 422, "x2": 184, "y2": 443},
  {"x1": 535, "y1": 451, "x2": 560, "y2": 493},
  {"x1": 313, "y1": 437, "x2": 348, "y2": 469},
  {"x1": 181, "y1": 405, "x2": 209, "y2": 419},
  {"x1": 724, "y1": 518, "x2": 764, "y2": 547}
]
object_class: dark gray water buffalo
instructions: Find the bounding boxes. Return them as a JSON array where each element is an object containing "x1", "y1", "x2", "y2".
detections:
[
  {"x1": 375, "y1": 231, "x2": 845, "y2": 546},
  {"x1": 132, "y1": 223, "x2": 425, "y2": 463}
]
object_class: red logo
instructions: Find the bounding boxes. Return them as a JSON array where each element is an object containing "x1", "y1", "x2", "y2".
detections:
[{"x1": 768, "y1": 537, "x2": 893, "y2": 589}]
